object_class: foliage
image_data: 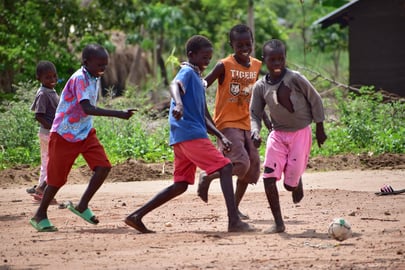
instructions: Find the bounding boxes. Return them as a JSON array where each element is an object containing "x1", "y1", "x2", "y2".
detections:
[
  {"x1": 1, "y1": 0, "x2": 291, "y2": 96},
  {"x1": 1, "y1": 79, "x2": 403, "y2": 171},
  {"x1": 2, "y1": 0, "x2": 403, "y2": 171},
  {"x1": 0, "y1": 0, "x2": 114, "y2": 95},
  {"x1": 311, "y1": 87, "x2": 405, "y2": 156},
  {"x1": 94, "y1": 115, "x2": 172, "y2": 165},
  {"x1": 0, "y1": 81, "x2": 39, "y2": 169}
]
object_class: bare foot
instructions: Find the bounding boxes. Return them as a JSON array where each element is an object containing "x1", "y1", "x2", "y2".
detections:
[
  {"x1": 237, "y1": 209, "x2": 249, "y2": 220},
  {"x1": 292, "y1": 178, "x2": 304, "y2": 204},
  {"x1": 197, "y1": 171, "x2": 211, "y2": 203},
  {"x1": 263, "y1": 224, "x2": 286, "y2": 234},
  {"x1": 125, "y1": 215, "x2": 155, "y2": 233},
  {"x1": 228, "y1": 220, "x2": 257, "y2": 232}
]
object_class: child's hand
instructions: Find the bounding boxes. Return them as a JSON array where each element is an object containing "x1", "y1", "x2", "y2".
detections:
[
  {"x1": 315, "y1": 123, "x2": 327, "y2": 147},
  {"x1": 220, "y1": 136, "x2": 232, "y2": 153},
  {"x1": 120, "y1": 110, "x2": 135, "y2": 120},
  {"x1": 251, "y1": 130, "x2": 262, "y2": 148},
  {"x1": 172, "y1": 104, "x2": 183, "y2": 120}
]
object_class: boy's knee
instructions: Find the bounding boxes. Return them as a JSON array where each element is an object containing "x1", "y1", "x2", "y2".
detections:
[
  {"x1": 99, "y1": 166, "x2": 111, "y2": 173},
  {"x1": 264, "y1": 166, "x2": 274, "y2": 174},
  {"x1": 232, "y1": 162, "x2": 249, "y2": 178},
  {"x1": 263, "y1": 177, "x2": 277, "y2": 185},
  {"x1": 94, "y1": 166, "x2": 111, "y2": 177},
  {"x1": 284, "y1": 183, "x2": 295, "y2": 191},
  {"x1": 173, "y1": 181, "x2": 188, "y2": 193},
  {"x1": 220, "y1": 162, "x2": 233, "y2": 173}
]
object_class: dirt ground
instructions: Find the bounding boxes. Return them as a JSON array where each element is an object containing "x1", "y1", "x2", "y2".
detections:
[{"x1": 1, "y1": 154, "x2": 404, "y2": 270}]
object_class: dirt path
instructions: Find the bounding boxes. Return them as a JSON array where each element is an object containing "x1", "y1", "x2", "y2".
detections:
[{"x1": 1, "y1": 169, "x2": 404, "y2": 270}]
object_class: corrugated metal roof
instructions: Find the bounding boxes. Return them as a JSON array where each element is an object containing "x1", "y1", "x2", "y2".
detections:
[{"x1": 313, "y1": 0, "x2": 360, "y2": 28}]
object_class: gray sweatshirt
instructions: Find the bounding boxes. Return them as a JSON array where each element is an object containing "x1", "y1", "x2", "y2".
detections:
[{"x1": 250, "y1": 68, "x2": 325, "y2": 133}]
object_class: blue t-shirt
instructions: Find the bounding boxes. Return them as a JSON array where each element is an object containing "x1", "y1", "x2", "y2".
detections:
[
  {"x1": 51, "y1": 67, "x2": 98, "y2": 142},
  {"x1": 169, "y1": 65, "x2": 208, "y2": 145}
]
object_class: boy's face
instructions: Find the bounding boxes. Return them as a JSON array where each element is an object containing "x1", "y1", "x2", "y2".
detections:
[
  {"x1": 84, "y1": 52, "x2": 109, "y2": 78},
  {"x1": 263, "y1": 46, "x2": 286, "y2": 78},
  {"x1": 37, "y1": 69, "x2": 58, "y2": 89},
  {"x1": 188, "y1": 46, "x2": 213, "y2": 72},
  {"x1": 230, "y1": 32, "x2": 253, "y2": 61}
]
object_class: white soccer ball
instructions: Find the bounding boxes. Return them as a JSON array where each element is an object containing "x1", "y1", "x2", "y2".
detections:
[{"x1": 328, "y1": 218, "x2": 352, "y2": 241}]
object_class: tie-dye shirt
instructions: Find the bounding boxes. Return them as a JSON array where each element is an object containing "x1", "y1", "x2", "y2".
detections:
[{"x1": 51, "y1": 67, "x2": 99, "y2": 142}]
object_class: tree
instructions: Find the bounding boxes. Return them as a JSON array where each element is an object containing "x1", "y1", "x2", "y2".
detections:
[
  {"x1": 1, "y1": 0, "x2": 288, "y2": 97},
  {"x1": 0, "y1": 0, "x2": 112, "y2": 95}
]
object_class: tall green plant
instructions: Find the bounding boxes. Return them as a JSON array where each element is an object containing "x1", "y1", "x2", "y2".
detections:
[
  {"x1": 312, "y1": 87, "x2": 405, "y2": 156},
  {"x1": 0, "y1": 81, "x2": 39, "y2": 169}
]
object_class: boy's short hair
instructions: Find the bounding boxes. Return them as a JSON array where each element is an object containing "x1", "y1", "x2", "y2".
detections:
[
  {"x1": 185, "y1": 35, "x2": 212, "y2": 55},
  {"x1": 229, "y1": 24, "x2": 253, "y2": 42},
  {"x1": 82, "y1": 44, "x2": 108, "y2": 63},
  {"x1": 36, "y1": 61, "x2": 56, "y2": 77},
  {"x1": 262, "y1": 39, "x2": 286, "y2": 56}
]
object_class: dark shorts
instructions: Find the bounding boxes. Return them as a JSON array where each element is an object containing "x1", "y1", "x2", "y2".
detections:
[{"x1": 217, "y1": 128, "x2": 260, "y2": 184}]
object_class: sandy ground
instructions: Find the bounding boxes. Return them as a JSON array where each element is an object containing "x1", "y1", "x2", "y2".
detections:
[{"x1": 1, "y1": 169, "x2": 404, "y2": 270}]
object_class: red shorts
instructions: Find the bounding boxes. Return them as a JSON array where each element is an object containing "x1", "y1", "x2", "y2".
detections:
[
  {"x1": 173, "y1": 138, "x2": 230, "y2": 184},
  {"x1": 47, "y1": 129, "x2": 111, "y2": 187}
]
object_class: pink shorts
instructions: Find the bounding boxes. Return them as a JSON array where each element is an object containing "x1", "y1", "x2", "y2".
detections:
[
  {"x1": 47, "y1": 129, "x2": 111, "y2": 187},
  {"x1": 263, "y1": 126, "x2": 312, "y2": 187},
  {"x1": 173, "y1": 138, "x2": 231, "y2": 184}
]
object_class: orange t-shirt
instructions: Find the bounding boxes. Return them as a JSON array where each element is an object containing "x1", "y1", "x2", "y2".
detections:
[{"x1": 213, "y1": 55, "x2": 262, "y2": 131}]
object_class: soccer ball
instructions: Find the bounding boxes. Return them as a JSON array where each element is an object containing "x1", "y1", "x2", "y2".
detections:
[{"x1": 328, "y1": 218, "x2": 352, "y2": 241}]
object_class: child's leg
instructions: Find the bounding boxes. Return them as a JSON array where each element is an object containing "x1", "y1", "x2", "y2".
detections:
[
  {"x1": 38, "y1": 132, "x2": 49, "y2": 188},
  {"x1": 199, "y1": 128, "x2": 252, "y2": 218},
  {"x1": 218, "y1": 163, "x2": 254, "y2": 232},
  {"x1": 125, "y1": 182, "x2": 189, "y2": 233},
  {"x1": 283, "y1": 126, "x2": 311, "y2": 204},
  {"x1": 32, "y1": 185, "x2": 60, "y2": 222},
  {"x1": 197, "y1": 171, "x2": 219, "y2": 202},
  {"x1": 77, "y1": 129, "x2": 112, "y2": 222},
  {"x1": 76, "y1": 166, "x2": 110, "y2": 214},
  {"x1": 234, "y1": 180, "x2": 248, "y2": 219},
  {"x1": 235, "y1": 130, "x2": 261, "y2": 219},
  {"x1": 263, "y1": 177, "x2": 285, "y2": 233},
  {"x1": 284, "y1": 177, "x2": 303, "y2": 204},
  {"x1": 32, "y1": 131, "x2": 77, "y2": 223}
]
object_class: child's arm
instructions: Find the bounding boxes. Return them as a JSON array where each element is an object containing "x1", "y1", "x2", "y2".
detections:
[
  {"x1": 315, "y1": 122, "x2": 327, "y2": 147},
  {"x1": 205, "y1": 114, "x2": 232, "y2": 152},
  {"x1": 80, "y1": 100, "x2": 134, "y2": 119},
  {"x1": 204, "y1": 62, "x2": 225, "y2": 88},
  {"x1": 169, "y1": 80, "x2": 184, "y2": 120},
  {"x1": 250, "y1": 84, "x2": 267, "y2": 148},
  {"x1": 262, "y1": 110, "x2": 273, "y2": 132},
  {"x1": 35, "y1": 113, "x2": 52, "y2": 129},
  {"x1": 205, "y1": 104, "x2": 216, "y2": 136}
]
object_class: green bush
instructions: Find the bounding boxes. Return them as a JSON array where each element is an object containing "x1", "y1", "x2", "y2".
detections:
[
  {"x1": 0, "y1": 81, "x2": 39, "y2": 169},
  {"x1": 311, "y1": 87, "x2": 404, "y2": 156},
  {"x1": 0, "y1": 81, "x2": 404, "y2": 171}
]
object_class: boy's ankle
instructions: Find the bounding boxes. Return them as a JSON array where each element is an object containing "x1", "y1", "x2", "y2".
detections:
[{"x1": 36, "y1": 183, "x2": 47, "y2": 194}]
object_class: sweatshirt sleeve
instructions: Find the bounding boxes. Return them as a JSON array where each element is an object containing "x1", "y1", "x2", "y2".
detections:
[
  {"x1": 292, "y1": 73, "x2": 325, "y2": 123},
  {"x1": 250, "y1": 79, "x2": 266, "y2": 133}
]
